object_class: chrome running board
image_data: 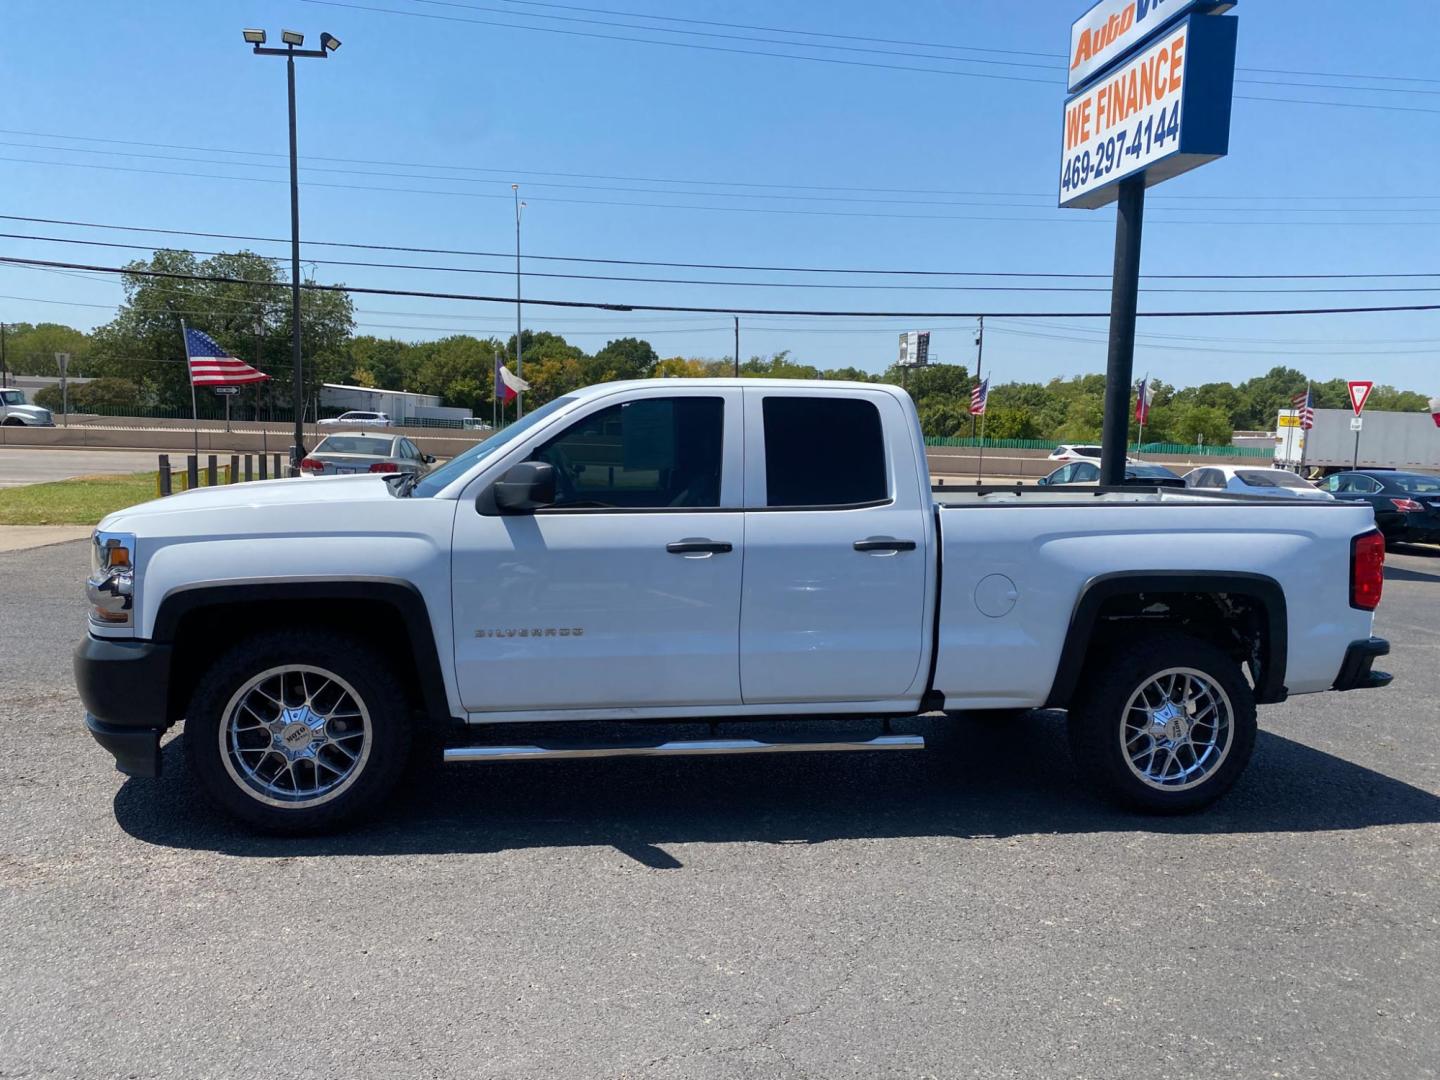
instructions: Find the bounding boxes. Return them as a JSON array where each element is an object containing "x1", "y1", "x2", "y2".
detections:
[{"x1": 443, "y1": 734, "x2": 924, "y2": 763}]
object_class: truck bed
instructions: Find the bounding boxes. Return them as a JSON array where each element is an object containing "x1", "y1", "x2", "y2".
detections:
[{"x1": 929, "y1": 489, "x2": 1377, "y2": 710}]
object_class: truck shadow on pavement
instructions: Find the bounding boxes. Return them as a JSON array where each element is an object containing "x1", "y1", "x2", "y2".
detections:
[{"x1": 113, "y1": 713, "x2": 1440, "y2": 864}]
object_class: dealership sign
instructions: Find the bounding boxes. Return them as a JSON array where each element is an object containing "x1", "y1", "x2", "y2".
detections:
[
  {"x1": 1069, "y1": 0, "x2": 1235, "y2": 92},
  {"x1": 1059, "y1": 14, "x2": 1237, "y2": 209}
]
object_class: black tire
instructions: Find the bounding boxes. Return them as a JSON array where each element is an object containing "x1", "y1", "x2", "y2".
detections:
[
  {"x1": 1067, "y1": 630, "x2": 1256, "y2": 814},
  {"x1": 2, "y1": 417, "x2": 24, "y2": 426},
  {"x1": 183, "y1": 629, "x2": 411, "y2": 833}
]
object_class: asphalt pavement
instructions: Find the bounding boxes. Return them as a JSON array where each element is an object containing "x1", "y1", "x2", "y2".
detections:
[
  {"x1": 0, "y1": 447, "x2": 162, "y2": 488},
  {"x1": 1, "y1": 540, "x2": 1437, "y2": 1079}
]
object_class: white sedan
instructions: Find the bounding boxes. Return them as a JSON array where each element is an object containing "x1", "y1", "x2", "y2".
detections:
[
  {"x1": 318, "y1": 410, "x2": 393, "y2": 428},
  {"x1": 1183, "y1": 466, "x2": 1334, "y2": 500}
]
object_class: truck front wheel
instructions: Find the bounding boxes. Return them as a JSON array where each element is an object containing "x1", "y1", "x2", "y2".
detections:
[
  {"x1": 1067, "y1": 632, "x2": 1257, "y2": 814},
  {"x1": 183, "y1": 630, "x2": 411, "y2": 832}
]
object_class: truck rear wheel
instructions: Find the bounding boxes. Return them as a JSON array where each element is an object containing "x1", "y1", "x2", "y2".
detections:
[
  {"x1": 183, "y1": 629, "x2": 411, "y2": 832},
  {"x1": 1067, "y1": 631, "x2": 1256, "y2": 814}
]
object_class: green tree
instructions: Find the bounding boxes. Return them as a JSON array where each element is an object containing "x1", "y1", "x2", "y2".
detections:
[
  {"x1": 89, "y1": 249, "x2": 353, "y2": 413},
  {"x1": 588, "y1": 337, "x2": 659, "y2": 382}
]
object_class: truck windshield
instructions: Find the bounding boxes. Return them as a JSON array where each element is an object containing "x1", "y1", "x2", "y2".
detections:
[
  {"x1": 0, "y1": 390, "x2": 25, "y2": 406},
  {"x1": 408, "y1": 396, "x2": 577, "y2": 497}
]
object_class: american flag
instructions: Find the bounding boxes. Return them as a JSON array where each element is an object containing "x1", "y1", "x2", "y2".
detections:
[
  {"x1": 184, "y1": 327, "x2": 271, "y2": 386},
  {"x1": 1291, "y1": 388, "x2": 1314, "y2": 431},
  {"x1": 969, "y1": 377, "x2": 989, "y2": 416}
]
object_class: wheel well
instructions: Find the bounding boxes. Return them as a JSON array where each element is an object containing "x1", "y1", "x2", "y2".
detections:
[
  {"x1": 161, "y1": 589, "x2": 454, "y2": 730},
  {"x1": 1046, "y1": 575, "x2": 1288, "y2": 708}
]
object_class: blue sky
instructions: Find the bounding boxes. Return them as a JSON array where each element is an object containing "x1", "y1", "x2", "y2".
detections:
[{"x1": 1, "y1": 0, "x2": 1437, "y2": 390}]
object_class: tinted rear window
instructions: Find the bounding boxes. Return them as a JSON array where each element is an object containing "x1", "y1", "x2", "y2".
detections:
[
  {"x1": 316, "y1": 436, "x2": 393, "y2": 455},
  {"x1": 763, "y1": 397, "x2": 887, "y2": 507},
  {"x1": 1393, "y1": 474, "x2": 1440, "y2": 494},
  {"x1": 1075, "y1": 446, "x2": 1102, "y2": 458}
]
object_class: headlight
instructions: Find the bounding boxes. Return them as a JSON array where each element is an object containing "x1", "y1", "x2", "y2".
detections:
[{"x1": 87, "y1": 530, "x2": 136, "y2": 627}]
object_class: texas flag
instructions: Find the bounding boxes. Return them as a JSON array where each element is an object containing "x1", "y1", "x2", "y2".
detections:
[
  {"x1": 1134, "y1": 377, "x2": 1155, "y2": 425},
  {"x1": 1431, "y1": 395, "x2": 1440, "y2": 429},
  {"x1": 495, "y1": 361, "x2": 530, "y2": 404}
]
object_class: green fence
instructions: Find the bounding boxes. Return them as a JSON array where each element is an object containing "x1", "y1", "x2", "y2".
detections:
[{"x1": 924, "y1": 435, "x2": 1273, "y2": 458}]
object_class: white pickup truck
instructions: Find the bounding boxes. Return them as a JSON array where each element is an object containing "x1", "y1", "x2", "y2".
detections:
[{"x1": 76, "y1": 379, "x2": 1392, "y2": 832}]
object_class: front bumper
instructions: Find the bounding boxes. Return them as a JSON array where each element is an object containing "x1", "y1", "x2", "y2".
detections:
[
  {"x1": 74, "y1": 636, "x2": 174, "y2": 777},
  {"x1": 1332, "y1": 637, "x2": 1392, "y2": 692}
]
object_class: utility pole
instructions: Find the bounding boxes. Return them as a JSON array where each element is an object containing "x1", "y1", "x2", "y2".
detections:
[
  {"x1": 734, "y1": 316, "x2": 740, "y2": 377},
  {"x1": 513, "y1": 184, "x2": 525, "y2": 418},
  {"x1": 0, "y1": 322, "x2": 7, "y2": 388},
  {"x1": 971, "y1": 316, "x2": 985, "y2": 439},
  {"x1": 1100, "y1": 177, "x2": 1145, "y2": 487}
]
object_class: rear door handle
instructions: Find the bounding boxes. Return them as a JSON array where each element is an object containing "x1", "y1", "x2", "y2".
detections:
[
  {"x1": 666, "y1": 539, "x2": 733, "y2": 555},
  {"x1": 854, "y1": 537, "x2": 917, "y2": 553}
]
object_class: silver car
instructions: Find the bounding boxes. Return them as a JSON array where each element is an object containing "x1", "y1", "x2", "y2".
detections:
[
  {"x1": 299, "y1": 433, "x2": 435, "y2": 477},
  {"x1": 318, "y1": 410, "x2": 393, "y2": 427}
]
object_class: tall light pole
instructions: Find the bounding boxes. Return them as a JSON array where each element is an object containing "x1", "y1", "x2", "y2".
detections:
[
  {"x1": 244, "y1": 27, "x2": 340, "y2": 472},
  {"x1": 512, "y1": 184, "x2": 526, "y2": 417}
]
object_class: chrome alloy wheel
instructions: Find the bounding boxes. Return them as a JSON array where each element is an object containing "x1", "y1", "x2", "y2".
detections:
[
  {"x1": 1119, "y1": 667, "x2": 1234, "y2": 792},
  {"x1": 219, "y1": 665, "x2": 373, "y2": 809}
]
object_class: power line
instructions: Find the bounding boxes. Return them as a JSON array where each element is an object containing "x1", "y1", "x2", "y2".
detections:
[
  {"x1": 300, "y1": 0, "x2": 1060, "y2": 84},
  {"x1": 303, "y1": 0, "x2": 1440, "y2": 113},
  {"x1": 484, "y1": 0, "x2": 1440, "y2": 88},
  {"x1": 11, "y1": 138, "x2": 1440, "y2": 216},
  {"x1": 5, "y1": 128, "x2": 1436, "y2": 204},
  {"x1": 10, "y1": 229, "x2": 1440, "y2": 295},
  {"x1": 7, "y1": 152, "x2": 1440, "y2": 227},
  {"x1": 5, "y1": 253, "x2": 1440, "y2": 319},
  {"x1": 4, "y1": 213, "x2": 1439, "y2": 281},
  {"x1": 383, "y1": 0, "x2": 1440, "y2": 97}
]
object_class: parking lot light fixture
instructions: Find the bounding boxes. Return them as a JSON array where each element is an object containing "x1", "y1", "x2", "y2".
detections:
[{"x1": 244, "y1": 27, "x2": 338, "y2": 472}]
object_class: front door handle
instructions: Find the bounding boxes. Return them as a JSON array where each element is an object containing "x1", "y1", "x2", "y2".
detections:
[
  {"x1": 854, "y1": 537, "x2": 917, "y2": 553},
  {"x1": 666, "y1": 539, "x2": 733, "y2": 555}
]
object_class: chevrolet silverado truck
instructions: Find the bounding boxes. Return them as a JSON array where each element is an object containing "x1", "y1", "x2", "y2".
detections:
[{"x1": 75, "y1": 379, "x2": 1393, "y2": 832}]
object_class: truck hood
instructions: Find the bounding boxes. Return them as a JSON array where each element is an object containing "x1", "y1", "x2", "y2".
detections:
[
  {"x1": 5, "y1": 404, "x2": 51, "y2": 421},
  {"x1": 99, "y1": 473, "x2": 396, "y2": 532}
]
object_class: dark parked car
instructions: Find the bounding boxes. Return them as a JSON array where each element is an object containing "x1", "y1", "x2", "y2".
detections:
[
  {"x1": 1318, "y1": 470, "x2": 1440, "y2": 545},
  {"x1": 1038, "y1": 461, "x2": 1186, "y2": 488}
]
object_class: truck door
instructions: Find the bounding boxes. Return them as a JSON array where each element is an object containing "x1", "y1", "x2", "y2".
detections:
[
  {"x1": 451, "y1": 388, "x2": 745, "y2": 713},
  {"x1": 739, "y1": 388, "x2": 932, "y2": 705}
]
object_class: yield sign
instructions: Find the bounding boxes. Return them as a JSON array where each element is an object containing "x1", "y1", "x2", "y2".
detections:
[{"x1": 1348, "y1": 380, "x2": 1374, "y2": 416}]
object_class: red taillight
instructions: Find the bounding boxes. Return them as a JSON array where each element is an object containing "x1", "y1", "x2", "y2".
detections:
[
  {"x1": 368, "y1": 462, "x2": 399, "y2": 473},
  {"x1": 1350, "y1": 530, "x2": 1385, "y2": 611},
  {"x1": 299, "y1": 458, "x2": 324, "y2": 473},
  {"x1": 1390, "y1": 497, "x2": 1424, "y2": 512}
]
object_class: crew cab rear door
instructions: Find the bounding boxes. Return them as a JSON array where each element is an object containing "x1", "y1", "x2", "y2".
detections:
[{"x1": 738, "y1": 387, "x2": 933, "y2": 705}]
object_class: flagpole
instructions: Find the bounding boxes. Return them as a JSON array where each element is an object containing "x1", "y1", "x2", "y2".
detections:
[
  {"x1": 1137, "y1": 372, "x2": 1149, "y2": 450},
  {"x1": 1298, "y1": 381, "x2": 1311, "y2": 477},
  {"x1": 181, "y1": 320, "x2": 198, "y2": 458},
  {"x1": 976, "y1": 404, "x2": 988, "y2": 485}
]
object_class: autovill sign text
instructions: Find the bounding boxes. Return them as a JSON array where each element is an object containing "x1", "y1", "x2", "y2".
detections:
[
  {"x1": 1059, "y1": 14, "x2": 1237, "y2": 209},
  {"x1": 1068, "y1": 0, "x2": 1235, "y2": 92}
]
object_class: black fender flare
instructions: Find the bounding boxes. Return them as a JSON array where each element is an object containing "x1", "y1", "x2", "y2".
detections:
[
  {"x1": 152, "y1": 577, "x2": 455, "y2": 726},
  {"x1": 1043, "y1": 571, "x2": 1289, "y2": 709}
]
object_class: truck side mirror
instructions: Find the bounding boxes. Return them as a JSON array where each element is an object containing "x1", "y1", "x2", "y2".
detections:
[{"x1": 493, "y1": 461, "x2": 556, "y2": 513}]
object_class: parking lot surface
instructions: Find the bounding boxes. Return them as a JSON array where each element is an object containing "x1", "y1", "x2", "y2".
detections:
[{"x1": 2, "y1": 540, "x2": 1437, "y2": 1079}]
